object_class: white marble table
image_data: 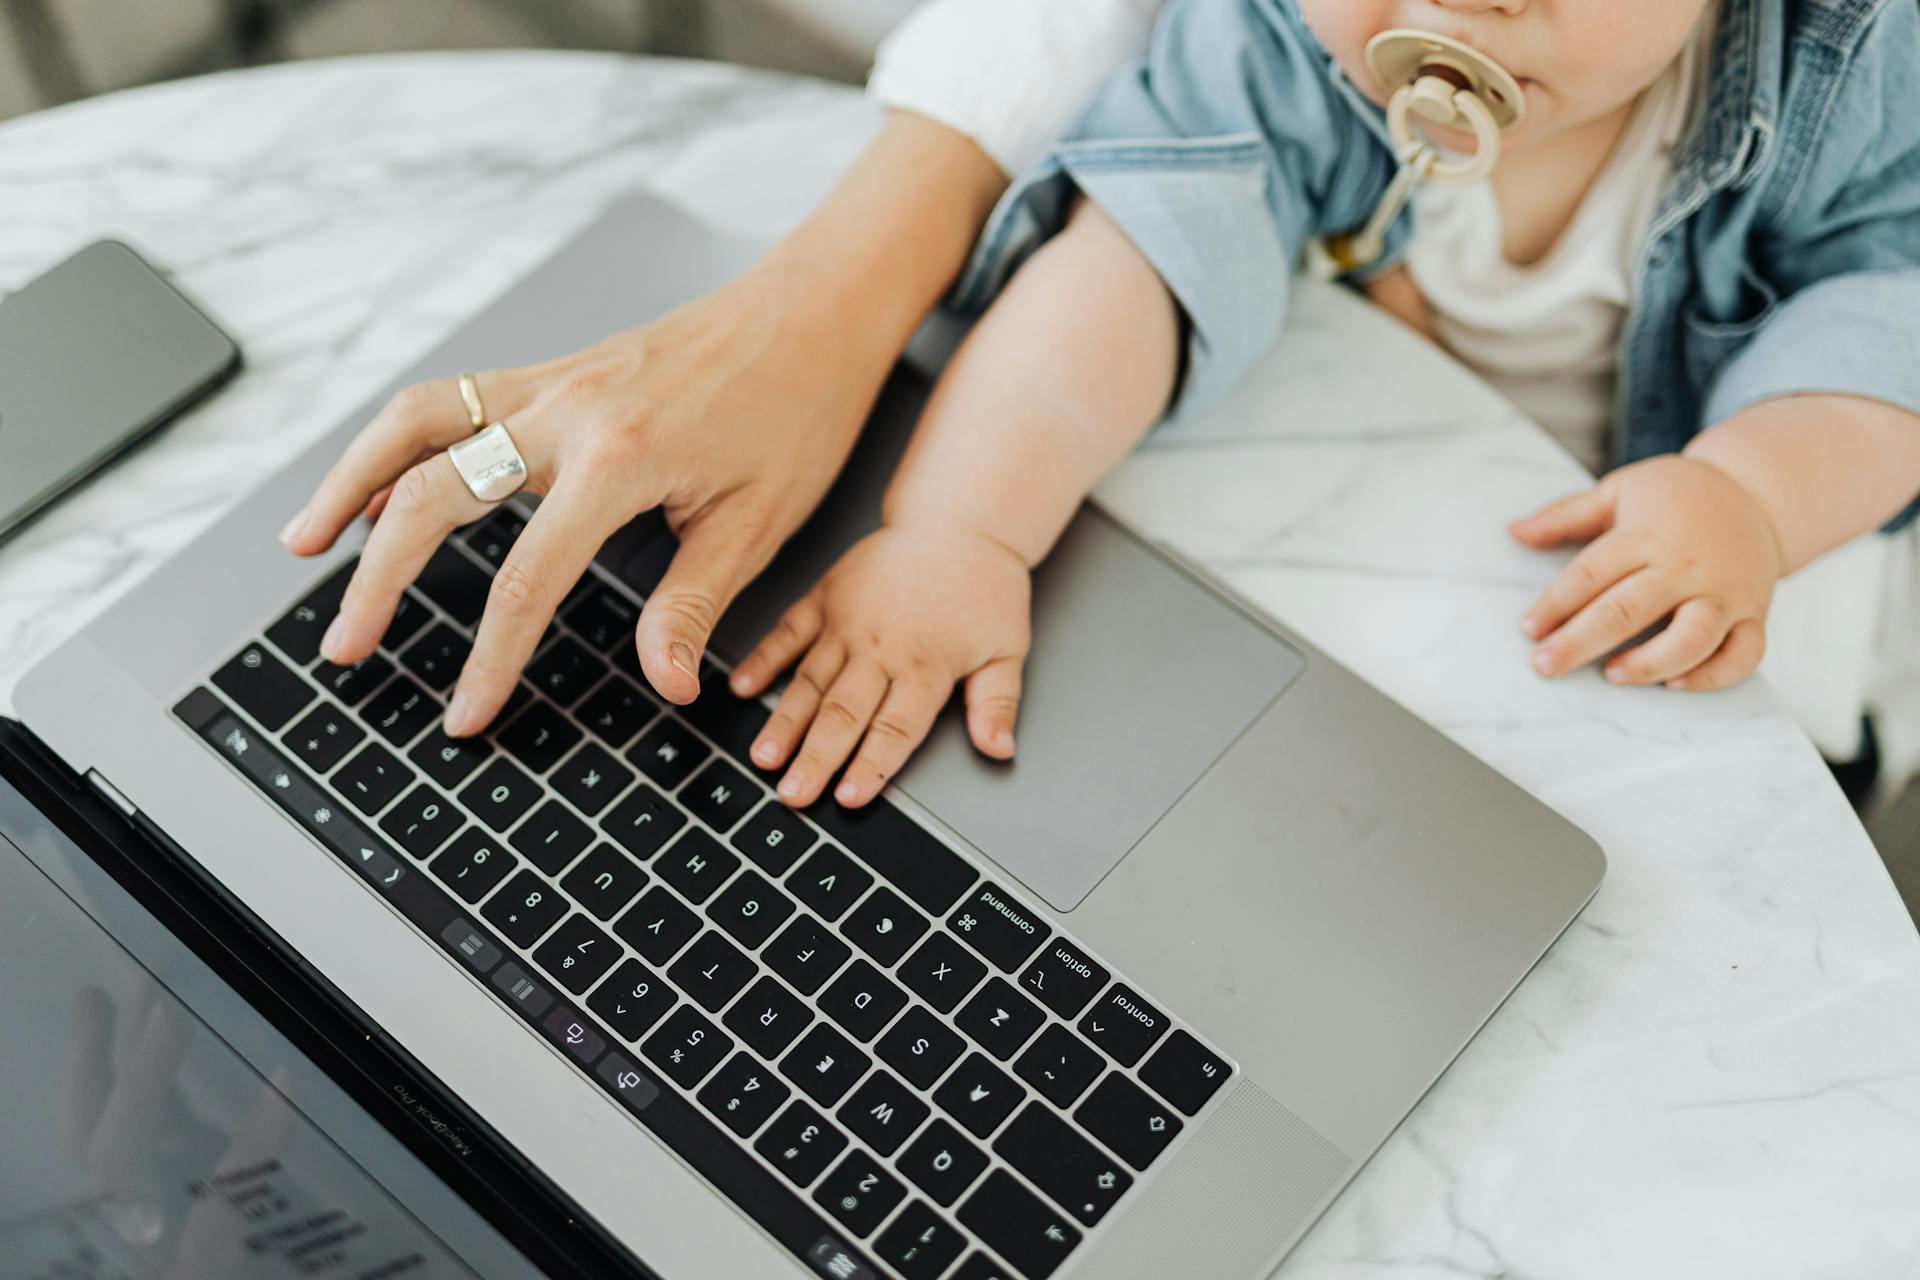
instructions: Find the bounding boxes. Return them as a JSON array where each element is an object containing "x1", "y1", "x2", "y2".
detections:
[{"x1": 3, "y1": 51, "x2": 1918, "y2": 1279}]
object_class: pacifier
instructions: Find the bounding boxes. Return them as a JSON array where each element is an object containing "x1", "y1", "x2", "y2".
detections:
[{"x1": 1326, "y1": 30, "x2": 1527, "y2": 272}]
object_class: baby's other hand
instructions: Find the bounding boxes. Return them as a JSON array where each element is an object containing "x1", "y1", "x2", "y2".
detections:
[
  {"x1": 1507, "y1": 455, "x2": 1784, "y2": 691},
  {"x1": 729, "y1": 524, "x2": 1031, "y2": 808}
]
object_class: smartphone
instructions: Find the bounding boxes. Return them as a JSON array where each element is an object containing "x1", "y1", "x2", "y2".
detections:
[{"x1": 0, "y1": 240, "x2": 241, "y2": 542}]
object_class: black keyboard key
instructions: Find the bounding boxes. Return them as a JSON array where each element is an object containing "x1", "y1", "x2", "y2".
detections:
[
  {"x1": 933, "y1": 1053, "x2": 1022, "y2": 1140},
  {"x1": 756, "y1": 1100, "x2": 847, "y2": 1188},
  {"x1": 643, "y1": 1004, "x2": 730, "y2": 1088},
  {"x1": 409, "y1": 724, "x2": 492, "y2": 788},
  {"x1": 680, "y1": 661, "x2": 766, "y2": 762},
  {"x1": 1076, "y1": 983, "x2": 1169, "y2": 1067},
  {"x1": 708, "y1": 870, "x2": 795, "y2": 951},
  {"x1": 283, "y1": 703, "x2": 364, "y2": 774},
  {"x1": 656, "y1": 828, "x2": 737, "y2": 905},
  {"x1": 959, "y1": 1171, "x2": 1079, "y2": 1280},
  {"x1": 540, "y1": 1003, "x2": 605, "y2": 1067},
  {"x1": 560, "y1": 843, "x2": 647, "y2": 919},
  {"x1": 723, "y1": 975, "x2": 814, "y2": 1059},
  {"x1": 481, "y1": 869, "x2": 569, "y2": 948},
  {"x1": 510, "y1": 800, "x2": 593, "y2": 874},
  {"x1": 458, "y1": 758, "x2": 541, "y2": 833},
  {"x1": 430, "y1": 828, "x2": 515, "y2": 903},
  {"x1": 311, "y1": 654, "x2": 395, "y2": 707},
  {"x1": 731, "y1": 801, "x2": 816, "y2": 876},
  {"x1": 780, "y1": 1024, "x2": 869, "y2": 1107},
  {"x1": 789, "y1": 845, "x2": 870, "y2": 922},
  {"x1": 819, "y1": 960, "x2": 906, "y2": 1043},
  {"x1": 668, "y1": 930, "x2": 757, "y2": 1012},
  {"x1": 334, "y1": 743, "x2": 409, "y2": 815},
  {"x1": 699, "y1": 1050, "x2": 792, "y2": 1138},
  {"x1": 414, "y1": 542, "x2": 491, "y2": 626},
  {"x1": 614, "y1": 886, "x2": 700, "y2": 965},
  {"x1": 587, "y1": 957, "x2": 676, "y2": 1042},
  {"x1": 875, "y1": 1202, "x2": 967, "y2": 1280},
  {"x1": 528, "y1": 636, "x2": 606, "y2": 707},
  {"x1": 995, "y1": 1102, "x2": 1131, "y2": 1228},
  {"x1": 532, "y1": 912, "x2": 620, "y2": 995},
  {"x1": 1073, "y1": 1073, "x2": 1181, "y2": 1171},
  {"x1": 841, "y1": 886, "x2": 926, "y2": 967},
  {"x1": 814, "y1": 1150, "x2": 903, "y2": 1239},
  {"x1": 1019, "y1": 938, "x2": 1110, "y2": 1021},
  {"x1": 266, "y1": 562, "x2": 354, "y2": 664},
  {"x1": 577, "y1": 676, "x2": 656, "y2": 749},
  {"x1": 599, "y1": 783, "x2": 684, "y2": 860},
  {"x1": 948, "y1": 883, "x2": 1048, "y2": 974},
  {"x1": 899, "y1": 934, "x2": 988, "y2": 1014},
  {"x1": 836, "y1": 1069, "x2": 928, "y2": 1157},
  {"x1": 463, "y1": 507, "x2": 525, "y2": 567},
  {"x1": 1138, "y1": 1028, "x2": 1232, "y2": 1116},
  {"x1": 1013, "y1": 1024, "x2": 1104, "y2": 1109},
  {"x1": 876, "y1": 1006, "x2": 964, "y2": 1091},
  {"x1": 378, "y1": 784, "x2": 462, "y2": 858},
  {"x1": 498, "y1": 701, "x2": 582, "y2": 775},
  {"x1": 400, "y1": 622, "x2": 469, "y2": 691},
  {"x1": 682, "y1": 758, "x2": 757, "y2": 834},
  {"x1": 627, "y1": 717, "x2": 708, "y2": 789},
  {"x1": 563, "y1": 580, "x2": 641, "y2": 651},
  {"x1": 551, "y1": 741, "x2": 634, "y2": 817},
  {"x1": 361, "y1": 675, "x2": 438, "y2": 747},
  {"x1": 812, "y1": 794, "x2": 977, "y2": 917},
  {"x1": 213, "y1": 644, "x2": 311, "y2": 731},
  {"x1": 764, "y1": 916, "x2": 851, "y2": 996},
  {"x1": 898, "y1": 1119, "x2": 988, "y2": 1208},
  {"x1": 954, "y1": 979, "x2": 1044, "y2": 1061},
  {"x1": 380, "y1": 591, "x2": 432, "y2": 651}
]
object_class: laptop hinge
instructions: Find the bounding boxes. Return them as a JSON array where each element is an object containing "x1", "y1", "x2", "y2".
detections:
[{"x1": 84, "y1": 768, "x2": 136, "y2": 818}]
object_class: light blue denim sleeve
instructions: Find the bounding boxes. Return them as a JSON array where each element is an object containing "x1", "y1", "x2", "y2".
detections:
[
  {"x1": 944, "y1": 0, "x2": 1397, "y2": 428},
  {"x1": 1700, "y1": 0, "x2": 1920, "y2": 532}
]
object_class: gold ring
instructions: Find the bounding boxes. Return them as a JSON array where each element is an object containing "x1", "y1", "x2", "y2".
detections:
[{"x1": 457, "y1": 371, "x2": 487, "y2": 432}]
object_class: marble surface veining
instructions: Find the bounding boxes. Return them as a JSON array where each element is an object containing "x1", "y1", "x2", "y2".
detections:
[{"x1": 1, "y1": 51, "x2": 1916, "y2": 1279}]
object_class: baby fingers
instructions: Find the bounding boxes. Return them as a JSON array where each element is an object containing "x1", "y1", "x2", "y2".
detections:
[
  {"x1": 1601, "y1": 597, "x2": 1728, "y2": 686},
  {"x1": 1531, "y1": 569, "x2": 1677, "y2": 678},
  {"x1": 1668, "y1": 619, "x2": 1766, "y2": 691},
  {"x1": 749, "y1": 633, "x2": 845, "y2": 771},
  {"x1": 775, "y1": 654, "x2": 889, "y2": 806},
  {"x1": 834, "y1": 675, "x2": 951, "y2": 808}
]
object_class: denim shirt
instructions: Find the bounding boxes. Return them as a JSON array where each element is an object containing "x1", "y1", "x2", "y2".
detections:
[{"x1": 945, "y1": 0, "x2": 1920, "y2": 531}]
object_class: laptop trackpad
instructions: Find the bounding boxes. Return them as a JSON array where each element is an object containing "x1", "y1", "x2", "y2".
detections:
[{"x1": 892, "y1": 508, "x2": 1305, "y2": 912}]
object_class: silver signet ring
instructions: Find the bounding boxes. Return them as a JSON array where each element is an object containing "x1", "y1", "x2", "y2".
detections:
[{"x1": 448, "y1": 421, "x2": 529, "y2": 504}]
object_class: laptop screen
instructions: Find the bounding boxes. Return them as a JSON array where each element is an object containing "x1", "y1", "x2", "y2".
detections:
[{"x1": 0, "y1": 771, "x2": 547, "y2": 1280}]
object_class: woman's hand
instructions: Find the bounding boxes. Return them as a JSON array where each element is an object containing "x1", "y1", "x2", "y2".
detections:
[
  {"x1": 728, "y1": 524, "x2": 1032, "y2": 808},
  {"x1": 1508, "y1": 454, "x2": 1785, "y2": 690},
  {"x1": 278, "y1": 111, "x2": 1007, "y2": 736}
]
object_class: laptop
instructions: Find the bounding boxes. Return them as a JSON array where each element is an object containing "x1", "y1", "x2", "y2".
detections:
[{"x1": 9, "y1": 191, "x2": 1605, "y2": 1280}]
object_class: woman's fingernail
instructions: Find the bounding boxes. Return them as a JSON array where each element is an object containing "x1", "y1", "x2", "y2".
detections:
[
  {"x1": 835, "y1": 780, "x2": 860, "y2": 805},
  {"x1": 995, "y1": 729, "x2": 1015, "y2": 754},
  {"x1": 778, "y1": 775, "x2": 804, "y2": 801},
  {"x1": 752, "y1": 739, "x2": 777, "y2": 766},
  {"x1": 445, "y1": 690, "x2": 473, "y2": 735},
  {"x1": 320, "y1": 616, "x2": 349, "y2": 663},
  {"x1": 1531, "y1": 649, "x2": 1555, "y2": 676},
  {"x1": 670, "y1": 642, "x2": 697, "y2": 677},
  {"x1": 278, "y1": 509, "x2": 309, "y2": 547},
  {"x1": 731, "y1": 670, "x2": 752, "y2": 694}
]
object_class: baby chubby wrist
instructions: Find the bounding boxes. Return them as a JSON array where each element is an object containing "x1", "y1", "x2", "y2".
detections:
[
  {"x1": 877, "y1": 500, "x2": 1038, "y2": 571},
  {"x1": 1678, "y1": 444, "x2": 1796, "y2": 577}
]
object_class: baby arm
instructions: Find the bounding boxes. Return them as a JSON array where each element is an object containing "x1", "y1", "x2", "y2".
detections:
[
  {"x1": 1510, "y1": 395, "x2": 1920, "y2": 690},
  {"x1": 729, "y1": 195, "x2": 1183, "y2": 806}
]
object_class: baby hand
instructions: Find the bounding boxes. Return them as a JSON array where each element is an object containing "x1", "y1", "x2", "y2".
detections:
[
  {"x1": 729, "y1": 524, "x2": 1032, "y2": 808},
  {"x1": 1508, "y1": 455, "x2": 1784, "y2": 690}
]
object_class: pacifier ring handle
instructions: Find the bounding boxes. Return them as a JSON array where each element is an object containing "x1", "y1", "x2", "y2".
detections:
[
  {"x1": 1388, "y1": 77, "x2": 1502, "y2": 184},
  {"x1": 1365, "y1": 29, "x2": 1525, "y2": 184}
]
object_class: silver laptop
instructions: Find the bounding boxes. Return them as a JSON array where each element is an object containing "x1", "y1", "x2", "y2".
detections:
[{"x1": 15, "y1": 192, "x2": 1604, "y2": 1280}]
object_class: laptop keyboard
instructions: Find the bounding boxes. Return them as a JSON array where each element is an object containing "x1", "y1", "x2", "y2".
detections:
[{"x1": 173, "y1": 508, "x2": 1235, "y2": 1280}]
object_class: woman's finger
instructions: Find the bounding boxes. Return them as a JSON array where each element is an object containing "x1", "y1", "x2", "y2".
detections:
[
  {"x1": 285, "y1": 371, "x2": 530, "y2": 556},
  {"x1": 1521, "y1": 530, "x2": 1646, "y2": 641},
  {"x1": 319, "y1": 453, "x2": 501, "y2": 666},
  {"x1": 777, "y1": 655, "x2": 888, "y2": 807},
  {"x1": 751, "y1": 631, "x2": 846, "y2": 771},
  {"x1": 1507, "y1": 483, "x2": 1614, "y2": 548},
  {"x1": 446, "y1": 469, "x2": 626, "y2": 736},
  {"x1": 1531, "y1": 569, "x2": 1677, "y2": 678},
  {"x1": 964, "y1": 656, "x2": 1025, "y2": 759},
  {"x1": 1602, "y1": 596, "x2": 1730, "y2": 686},
  {"x1": 1669, "y1": 619, "x2": 1767, "y2": 691},
  {"x1": 835, "y1": 672, "x2": 950, "y2": 807},
  {"x1": 635, "y1": 498, "x2": 785, "y2": 706},
  {"x1": 732, "y1": 595, "x2": 826, "y2": 699}
]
